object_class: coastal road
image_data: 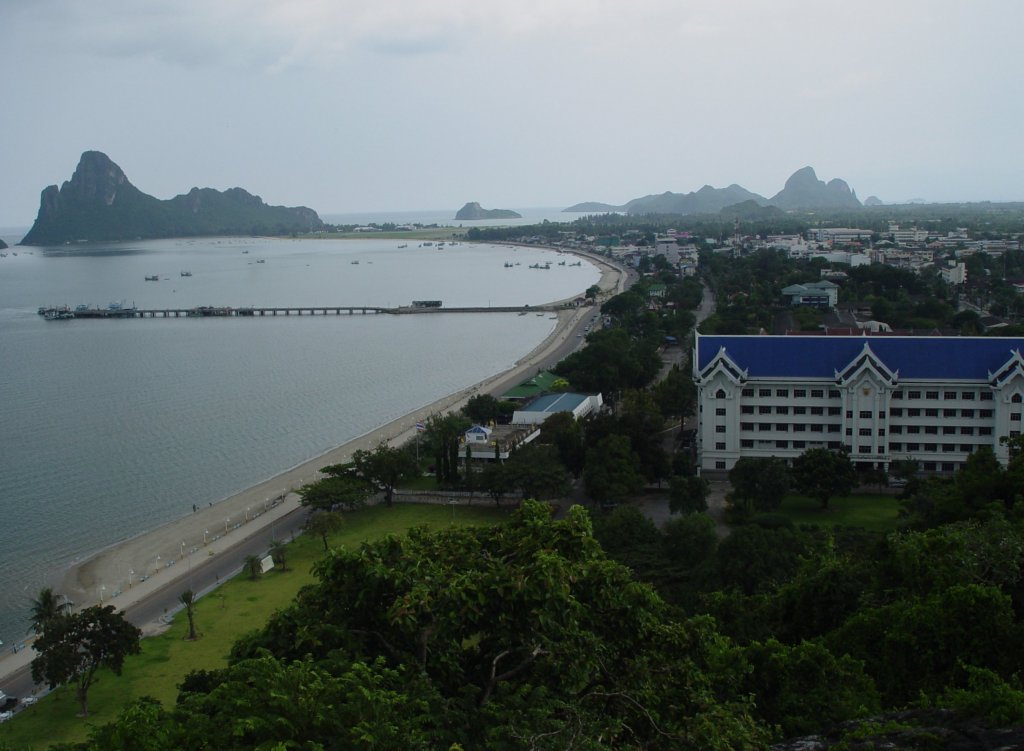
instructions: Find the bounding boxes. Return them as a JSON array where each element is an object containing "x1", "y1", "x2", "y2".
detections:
[{"x1": 0, "y1": 505, "x2": 310, "y2": 708}]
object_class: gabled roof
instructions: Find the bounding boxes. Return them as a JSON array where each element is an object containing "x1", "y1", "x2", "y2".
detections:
[
  {"x1": 695, "y1": 334, "x2": 1024, "y2": 381},
  {"x1": 501, "y1": 370, "x2": 560, "y2": 400}
]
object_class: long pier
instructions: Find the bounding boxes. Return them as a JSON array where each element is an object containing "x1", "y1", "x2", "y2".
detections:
[{"x1": 39, "y1": 304, "x2": 565, "y2": 320}]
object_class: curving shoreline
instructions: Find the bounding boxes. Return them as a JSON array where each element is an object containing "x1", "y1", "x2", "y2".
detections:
[{"x1": 57, "y1": 248, "x2": 624, "y2": 611}]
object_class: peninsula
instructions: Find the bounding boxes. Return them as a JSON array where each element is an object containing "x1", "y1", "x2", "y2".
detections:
[
  {"x1": 454, "y1": 202, "x2": 522, "y2": 220},
  {"x1": 20, "y1": 151, "x2": 324, "y2": 245}
]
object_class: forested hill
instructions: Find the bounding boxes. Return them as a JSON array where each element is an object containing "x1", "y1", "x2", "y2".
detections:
[{"x1": 20, "y1": 151, "x2": 324, "y2": 245}]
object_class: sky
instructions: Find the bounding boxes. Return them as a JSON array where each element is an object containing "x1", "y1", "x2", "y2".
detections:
[{"x1": 2, "y1": 0, "x2": 1023, "y2": 227}]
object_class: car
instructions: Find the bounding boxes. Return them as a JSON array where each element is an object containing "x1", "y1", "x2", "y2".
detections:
[
  {"x1": 0, "y1": 711, "x2": 12, "y2": 723},
  {"x1": 888, "y1": 478, "x2": 908, "y2": 488}
]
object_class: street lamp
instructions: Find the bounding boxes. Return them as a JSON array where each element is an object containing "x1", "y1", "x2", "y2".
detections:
[
  {"x1": 204, "y1": 529, "x2": 209, "y2": 544},
  {"x1": 246, "y1": 506, "x2": 250, "y2": 521},
  {"x1": 225, "y1": 517, "x2": 229, "y2": 534},
  {"x1": 128, "y1": 569, "x2": 134, "y2": 588},
  {"x1": 100, "y1": 585, "x2": 105, "y2": 603},
  {"x1": 155, "y1": 555, "x2": 161, "y2": 574},
  {"x1": 180, "y1": 541, "x2": 185, "y2": 559}
]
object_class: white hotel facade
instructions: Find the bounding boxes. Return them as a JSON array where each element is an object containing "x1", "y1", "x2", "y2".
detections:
[{"x1": 693, "y1": 334, "x2": 1024, "y2": 474}]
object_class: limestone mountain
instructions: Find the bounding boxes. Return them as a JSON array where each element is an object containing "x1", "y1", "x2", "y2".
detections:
[
  {"x1": 769, "y1": 166, "x2": 862, "y2": 210},
  {"x1": 20, "y1": 151, "x2": 323, "y2": 245},
  {"x1": 0, "y1": 238, "x2": 7, "y2": 250},
  {"x1": 563, "y1": 201, "x2": 622, "y2": 213},
  {"x1": 623, "y1": 183, "x2": 768, "y2": 216},
  {"x1": 454, "y1": 202, "x2": 522, "y2": 220}
]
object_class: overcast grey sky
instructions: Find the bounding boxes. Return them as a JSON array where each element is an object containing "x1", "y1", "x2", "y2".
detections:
[{"x1": 2, "y1": 0, "x2": 1022, "y2": 227}]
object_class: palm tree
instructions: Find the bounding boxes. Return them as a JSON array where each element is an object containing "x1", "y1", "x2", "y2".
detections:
[
  {"x1": 29, "y1": 586, "x2": 71, "y2": 635},
  {"x1": 306, "y1": 510, "x2": 345, "y2": 552},
  {"x1": 178, "y1": 589, "x2": 197, "y2": 640},
  {"x1": 244, "y1": 554, "x2": 263, "y2": 581},
  {"x1": 269, "y1": 539, "x2": 288, "y2": 572}
]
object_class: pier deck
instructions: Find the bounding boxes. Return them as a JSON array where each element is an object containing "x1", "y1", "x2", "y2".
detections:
[{"x1": 39, "y1": 304, "x2": 564, "y2": 320}]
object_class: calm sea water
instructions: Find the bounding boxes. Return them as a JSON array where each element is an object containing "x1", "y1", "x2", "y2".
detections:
[{"x1": 0, "y1": 237, "x2": 599, "y2": 644}]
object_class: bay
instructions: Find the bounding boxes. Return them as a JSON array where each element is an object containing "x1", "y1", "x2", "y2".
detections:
[{"x1": 0, "y1": 237, "x2": 599, "y2": 644}]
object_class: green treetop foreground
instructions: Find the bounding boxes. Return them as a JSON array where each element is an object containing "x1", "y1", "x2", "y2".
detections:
[{"x1": 43, "y1": 501, "x2": 769, "y2": 751}]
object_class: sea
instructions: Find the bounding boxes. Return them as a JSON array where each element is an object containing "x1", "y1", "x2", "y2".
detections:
[{"x1": 0, "y1": 229, "x2": 599, "y2": 645}]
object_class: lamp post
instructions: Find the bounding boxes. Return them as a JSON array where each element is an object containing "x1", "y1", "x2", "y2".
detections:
[
  {"x1": 225, "y1": 518, "x2": 229, "y2": 534},
  {"x1": 100, "y1": 585, "x2": 105, "y2": 604},
  {"x1": 204, "y1": 529, "x2": 209, "y2": 544},
  {"x1": 155, "y1": 555, "x2": 161, "y2": 574},
  {"x1": 128, "y1": 569, "x2": 134, "y2": 588},
  {"x1": 246, "y1": 506, "x2": 250, "y2": 521},
  {"x1": 180, "y1": 541, "x2": 185, "y2": 559}
]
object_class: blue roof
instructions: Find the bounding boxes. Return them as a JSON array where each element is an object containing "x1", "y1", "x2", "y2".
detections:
[
  {"x1": 520, "y1": 392, "x2": 590, "y2": 413},
  {"x1": 696, "y1": 335, "x2": 1024, "y2": 381}
]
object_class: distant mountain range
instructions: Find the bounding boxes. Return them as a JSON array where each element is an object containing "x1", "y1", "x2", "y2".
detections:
[
  {"x1": 564, "y1": 166, "x2": 862, "y2": 215},
  {"x1": 20, "y1": 151, "x2": 324, "y2": 245}
]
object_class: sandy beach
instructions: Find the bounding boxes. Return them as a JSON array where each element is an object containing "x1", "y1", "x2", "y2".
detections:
[{"x1": 56, "y1": 249, "x2": 625, "y2": 611}]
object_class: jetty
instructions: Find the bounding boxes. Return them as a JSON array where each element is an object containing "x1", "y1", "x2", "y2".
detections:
[{"x1": 37, "y1": 303, "x2": 571, "y2": 320}]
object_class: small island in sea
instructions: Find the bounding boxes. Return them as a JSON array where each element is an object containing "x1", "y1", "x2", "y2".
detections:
[
  {"x1": 20, "y1": 151, "x2": 324, "y2": 245},
  {"x1": 454, "y1": 202, "x2": 522, "y2": 220}
]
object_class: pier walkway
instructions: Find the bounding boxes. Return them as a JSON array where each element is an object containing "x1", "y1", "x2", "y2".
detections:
[{"x1": 39, "y1": 304, "x2": 566, "y2": 320}]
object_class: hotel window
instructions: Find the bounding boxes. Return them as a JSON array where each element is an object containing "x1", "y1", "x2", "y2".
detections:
[
  {"x1": 811, "y1": 407, "x2": 824, "y2": 415},
  {"x1": 715, "y1": 442, "x2": 726, "y2": 450},
  {"x1": 794, "y1": 389, "x2": 807, "y2": 398},
  {"x1": 776, "y1": 406, "x2": 790, "y2": 414},
  {"x1": 1012, "y1": 413, "x2": 1022, "y2": 422},
  {"x1": 962, "y1": 409, "x2": 974, "y2": 418},
  {"x1": 942, "y1": 444, "x2": 956, "y2": 453},
  {"x1": 793, "y1": 440, "x2": 806, "y2": 449},
  {"x1": 859, "y1": 428, "x2": 871, "y2": 436},
  {"x1": 908, "y1": 442, "x2": 920, "y2": 451},
  {"x1": 926, "y1": 391, "x2": 939, "y2": 400},
  {"x1": 878, "y1": 411, "x2": 887, "y2": 419},
  {"x1": 960, "y1": 444, "x2": 973, "y2": 452},
  {"x1": 924, "y1": 443, "x2": 937, "y2": 451},
  {"x1": 759, "y1": 388, "x2": 771, "y2": 397},
  {"x1": 907, "y1": 426, "x2": 920, "y2": 434},
  {"x1": 963, "y1": 392, "x2": 977, "y2": 400},
  {"x1": 793, "y1": 423, "x2": 806, "y2": 432},
  {"x1": 979, "y1": 427, "x2": 993, "y2": 436},
  {"x1": 859, "y1": 410, "x2": 871, "y2": 419},
  {"x1": 960, "y1": 427, "x2": 974, "y2": 435},
  {"x1": 890, "y1": 426, "x2": 903, "y2": 434},
  {"x1": 776, "y1": 440, "x2": 789, "y2": 449},
  {"x1": 878, "y1": 428, "x2": 886, "y2": 436},
  {"x1": 846, "y1": 428, "x2": 853, "y2": 436},
  {"x1": 925, "y1": 426, "x2": 938, "y2": 434},
  {"x1": 741, "y1": 422, "x2": 754, "y2": 430},
  {"x1": 716, "y1": 461, "x2": 726, "y2": 469},
  {"x1": 811, "y1": 389, "x2": 824, "y2": 398},
  {"x1": 908, "y1": 391, "x2": 921, "y2": 399},
  {"x1": 890, "y1": 408, "x2": 903, "y2": 417},
  {"x1": 759, "y1": 423, "x2": 772, "y2": 431},
  {"x1": 741, "y1": 405, "x2": 754, "y2": 414},
  {"x1": 811, "y1": 424, "x2": 824, "y2": 433},
  {"x1": 893, "y1": 390, "x2": 904, "y2": 399},
  {"x1": 794, "y1": 406, "x2": 807, "y2": 415},
  {"x1": 742, "y1": 388, "x2": 754, "y2": 397},
  {"x1": 980, "y1": 409, "x2": 993, "y2": 418},
  {"x1": 776, "y1": 424, "x2": 789, "y2": 432},
  {"x1": 716, "y1": 389, "x2": 727, "y2": 399},
  {"x1": 741, "y1": 439, "x2": 753, "y2": 448},
  {"x1": 1014, "y1": 394, "x2": 1024, "y2": 403},
  {"x1": 776, "y1": 389, "x2": 789, "y2": 397},
  {"x1": 981, "y1": 392, "x2": 993, "y2": 401},
  {"x1": 715, "y1": 407, "x2": 727, "y2": 416},
  {"x1": 829, "y1": 390, "x2": 841, "y2": 398},
  {"x1": 908, "y1": 408, "x2": 921, "y2": 417},
  {"x1": 759, "y1": 406, "x2": 771, "y2": 414},
  {"x1": 716, "y1": 425, "x2": 726, "y2": 433},
  {"x1": 942, "y1": 463, "x2": 956, "y2": 472},
  {"x1": 858, "y1": 445, "x2": 871, "y2": 454},
  {"x1": 944, "y1": 391, "x2": 957, "y2": 400},
  {"x1": 924, "y1": 462, "x2": 936, "y2": 471},
  {"x1": 943, "y1": 426, "x2": 956, "y2": 435},
  {"x1": 925, "y1": 409, "x2": 939, "y2": 417},
  {"x1": 889, "y1": 442, "x2": 903, "y2": 451},
  {"x1": 943, "y1": 409, "x2": 957, "y2": 418},
  {"x1": 828, "y1": 407, "x2": 841, "y2": 415},
  {"x1": 828, "y1": 424, "x2": 842, "y2": 433}
]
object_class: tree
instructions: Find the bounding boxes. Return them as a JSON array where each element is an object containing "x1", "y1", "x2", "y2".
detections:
[
  {"x1": 306, "y1": 510, "x2": 345, "y2": 551},
  {"x1": 269, "y1": 539, "x2": 288, "y2": 572},
  {"x1": 729, "y1": 457, "x2": 790, "y2": 513},
  {"x1": 424, "y1": 413, "x2": 471, "y2": 487},
  {"x1": 297, "y1": 474, "x2": 371, "y2": 512},
  {"x1": 31, "y1": 605, "x2": 142, "y2": 717},
  {"x1": 29, "y1": 586, "x2": 72, "y2": 636},
  {"x1": 351, "y1": 443, "x2": 419, "y2": 506},
  {"x1": 669, "y1": 474, "x2": 709, "y2": 514},
  {"x1": 179, "y1": 590, "x2": 198, "y2": 641},
  {"x1": 585, "y1": 284, "x2": 601, "y2": 301},
  {"x1": 244, "y1": 555, "x2": 263, "y2": 581},
  {"x1": 503, "y1": 443, "x2": 571, "y2": 501},
  {"x1": 478, "y1": 461, "x2": 516, "y2": 506},
  {"x1": 791, "y1": 448, "x2": 856, "y2": 510},
  {"x1": 463, "y1": 394, "x2": 501, "y2": 425},
  {"x1": 584, "y1": 434, "x2": 645, "y2": 505},
  {"x1": 536, "y1": 411, "x2": 585, "y2": 478}
]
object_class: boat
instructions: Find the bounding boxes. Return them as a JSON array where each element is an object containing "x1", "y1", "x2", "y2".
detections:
[
  {"x1": 351, "y1": 260, "x2": 360, "y2": 265},
  {"x1": 397, "y1": 244, "x2": 408, "y2": 248},
  {"x1": 180, "y1": 271, "x2": 192, "y2": 277},
  {"x1": 44, "y1": 306, "x2": 74, "y2": 320},
  {"x1": 241, "y1": 250, "x2": 249, "y2": 254},
  {"x1": 504, "y1": 262, "x2": 513, "y2": 268},
  {"x1": 256, "y1": 259, "x2": 265, "y2": 264},
  {"x1": 145, "y1": 275, "x2": 159, "y2": 281}
]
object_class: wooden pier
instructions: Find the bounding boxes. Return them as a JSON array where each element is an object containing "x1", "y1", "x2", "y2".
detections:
[{"x1": 40, "y1": 304, "x2": 563, "y2": 320}]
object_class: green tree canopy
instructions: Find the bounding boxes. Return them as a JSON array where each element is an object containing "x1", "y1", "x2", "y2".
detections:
[
  {"x1": 791, "y1": 448, "x2": 856, "y2": 509},
  {"x1": 350, "y1": 443, "x2": 419, "y2": 506}
]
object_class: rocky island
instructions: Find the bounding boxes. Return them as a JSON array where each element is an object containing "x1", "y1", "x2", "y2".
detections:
[
  {"x1": 454, "y1": 202, "x2": 522, "y2": 220},
  {"x1": 20, "y1": 151, "x2": 324, "y2": 245}
]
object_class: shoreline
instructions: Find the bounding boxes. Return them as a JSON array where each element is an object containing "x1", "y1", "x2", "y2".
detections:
[{"x1": 57, "y1": 247, "x2": 623, "y2": 610}]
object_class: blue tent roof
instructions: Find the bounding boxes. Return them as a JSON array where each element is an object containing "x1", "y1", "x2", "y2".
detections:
[{"x1": 696, "y1": 335, "x2": 1024, "y2": 381}]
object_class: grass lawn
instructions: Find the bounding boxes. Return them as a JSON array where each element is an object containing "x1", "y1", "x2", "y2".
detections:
[
  {"x1": 0, "y1": 503, "x2": 509, "y2": 750},
  {"x1": 756, "y1": 492, "x2": 902, "y2": 532}
]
